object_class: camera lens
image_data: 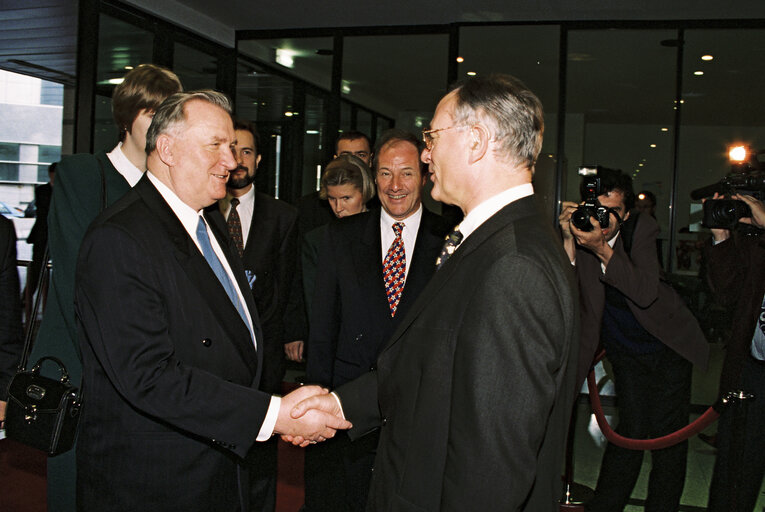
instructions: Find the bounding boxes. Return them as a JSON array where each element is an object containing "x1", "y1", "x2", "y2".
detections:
[{"x1": 571, "y1": 207, "x2": 595, "y2": 232}]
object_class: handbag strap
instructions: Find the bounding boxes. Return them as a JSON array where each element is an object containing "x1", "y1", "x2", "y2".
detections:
[{"x1": 18, "y1": 154, "x2": 109, "y2": 372}]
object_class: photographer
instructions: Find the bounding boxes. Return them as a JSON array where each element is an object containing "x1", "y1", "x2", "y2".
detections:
[
  {"x1": 704, "y1": 193, "x2": 765, "y2": 512},
  {"x1": 559, "y1": 167, "x2": 709, "y2": 512}
]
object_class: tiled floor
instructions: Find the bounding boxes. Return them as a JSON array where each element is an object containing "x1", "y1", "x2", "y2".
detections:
[{"x1": 571, "y1": 341, "x2": 765, "y2": 511}]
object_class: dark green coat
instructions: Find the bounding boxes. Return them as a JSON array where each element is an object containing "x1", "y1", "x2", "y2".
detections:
[{"x1": 30, "y1": 151, "x2": 131, "y2": 511}]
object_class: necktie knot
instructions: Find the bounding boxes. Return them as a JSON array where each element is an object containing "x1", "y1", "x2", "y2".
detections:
[
  {"x1": 392, "y1": 222, "x2": 404, "y2": 237},
  {"x1": 230, "y1": 198, "x2": 240, "y2": 208}
]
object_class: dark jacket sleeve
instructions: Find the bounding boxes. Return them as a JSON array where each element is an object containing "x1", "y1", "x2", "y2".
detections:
[{"x1": 0, "y1": 218, "x2": 23, "y2": 399}]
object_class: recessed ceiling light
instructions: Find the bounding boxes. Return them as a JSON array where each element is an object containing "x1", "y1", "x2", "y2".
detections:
[
  {"x1": 456, "y1": 56, "x2": 464, "y2": 63},
  {"x1": 661, "y1": 127, "x2": 669, "y2": 132},
  {"x1": 694, "y1": 70, "x2": 704, "y2": 76},
  {"x1": 284, "y1": 111, "x2": 294, "y2": 117},
  {"x1": 701, "y1": 55, "x2": 714, "y2": 61},
  {"x1": 124, "y1": 66, "x2": 133, "y2": 70},
  {"x1": 650, "y1": 144, "x2": 657, "y2": 148},
  {"x1": 466, "y1": 71, "x2": 477, "y2": 76}
]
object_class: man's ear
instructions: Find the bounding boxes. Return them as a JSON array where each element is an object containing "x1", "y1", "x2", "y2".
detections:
[
  {"x1": 255, "y1": 154, "x2": 262, "y2": 170},
  {"x1": 468, "y1": 124, "x2": 489, "y2": 164},
  {"x1": 155, "y1": 133, "x2": 175, "y2": 167},
  {"x1": 623, "y1": 210, "x2": 631, "y2": 222}
]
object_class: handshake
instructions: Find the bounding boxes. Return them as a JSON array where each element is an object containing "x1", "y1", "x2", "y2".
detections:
[{"x1": 274, "y1": 385, "x2": 351, "y2": 447}]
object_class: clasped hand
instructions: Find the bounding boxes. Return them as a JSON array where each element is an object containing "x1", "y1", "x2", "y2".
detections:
[
  {"x1": 274, "y1": 385, "x2": 351, "y2": 446},
  {"x1": 277, "y1": 391, "x2": 346, "y2": 447}
]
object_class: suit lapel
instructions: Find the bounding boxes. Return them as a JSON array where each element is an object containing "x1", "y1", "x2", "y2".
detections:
[
  {"x1": 134, "y1": 177, "x2": 259, "y2": 372},
  {"x1": 380, "y1": 198, "x2": 533, "y2": 354},
  {"x1": 355, "y1": 210, "x2": 391, "y2": 316}
]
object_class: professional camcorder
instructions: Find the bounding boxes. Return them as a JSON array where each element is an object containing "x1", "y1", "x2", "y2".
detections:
[
  {"x1": 691, "y1": 146, "x2": 765, "y2": 230},
  {"x1": 571, "y1": 166, "x2": 612, "y2": 232}
]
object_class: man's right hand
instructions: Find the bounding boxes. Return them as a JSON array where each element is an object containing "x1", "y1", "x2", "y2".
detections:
[
  {"x1": 559, "y1": 201, "x2": 579, "y2": 262},
  {"x1": 281, "y1": 393, "x2": 346, "y2": 447},
  {"x1": 274, "y1": 385, "x2": 351, "y2": 446}
]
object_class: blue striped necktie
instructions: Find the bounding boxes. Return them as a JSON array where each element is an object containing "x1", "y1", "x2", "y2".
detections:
[{"x1": 196, "y1": 216, "x2": 253, "y2": 341}]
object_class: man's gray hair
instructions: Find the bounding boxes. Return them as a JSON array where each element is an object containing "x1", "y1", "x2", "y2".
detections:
[
  {"x1": 451, "y1": 74, "x2": 544, "y2": 170},
  {"x1": 145, "y1": 90, "x2": 232, "y2": 154}
]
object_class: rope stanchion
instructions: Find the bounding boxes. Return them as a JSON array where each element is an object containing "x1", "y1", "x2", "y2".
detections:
[{"x1": 586, "y1": 350, "x2": 720, "y2": 451}]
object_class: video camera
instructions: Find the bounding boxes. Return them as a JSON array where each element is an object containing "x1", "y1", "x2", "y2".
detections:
[
  {"x1": 571, "y1": 166, "x2": 613, "y2": 232},
  {"x1": 691, "y1": 146, "x2": 765, "y2": 230}
]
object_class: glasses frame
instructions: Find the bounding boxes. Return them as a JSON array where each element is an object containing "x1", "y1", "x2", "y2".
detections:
[{"x1": 422, "y1": 125, "x2": 468, "y2": 150}]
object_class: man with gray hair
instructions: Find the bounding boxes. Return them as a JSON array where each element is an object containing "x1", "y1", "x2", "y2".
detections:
[
  {"x1": 74, "y1": 90, "x2": 350, "y2": 512},
  {"x1": 289, "y1": 75, "x2": 578, "y2": 510}
]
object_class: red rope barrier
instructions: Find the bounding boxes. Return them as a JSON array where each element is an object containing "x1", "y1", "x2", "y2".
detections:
[{"x1": 585, "y1": 358, "x2": 720, "y2": 451}]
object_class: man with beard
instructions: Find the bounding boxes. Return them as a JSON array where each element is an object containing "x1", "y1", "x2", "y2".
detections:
[{"x1": 218, "y1": 119, "x2": 306, "y2": 511}]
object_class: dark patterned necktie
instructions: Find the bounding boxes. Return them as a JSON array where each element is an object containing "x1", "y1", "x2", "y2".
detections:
[
  {"x1": 435, "y1": 226, "x2": 463, "y2": 269},
  {"x1": 383, "y1": 222, "x2": 406, "y2": 317},
  {"x1": 227, "y1": 198, "x2": 244, "y2": 257}
]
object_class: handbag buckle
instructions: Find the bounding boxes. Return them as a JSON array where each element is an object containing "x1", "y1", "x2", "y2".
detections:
[{"x1": 25, "y1": 384, "x2": 46, "y2": 401}]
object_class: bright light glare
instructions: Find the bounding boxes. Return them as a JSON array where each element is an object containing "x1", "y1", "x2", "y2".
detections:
[
  {"x1": 275, "y1": 49, "x2": 296, "y2": 68},
  {"x1": 729, "y1": 145, "x2": 748, "y2": 162}
]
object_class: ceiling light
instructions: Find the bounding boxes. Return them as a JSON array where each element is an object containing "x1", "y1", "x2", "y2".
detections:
[
  {"x1": 650, "y1": 144, "x2": 657, "y2": 148},
  {"x1": 466, "y1": 71, "x2": 477, "y2": 76},
  {"x1": 701, "y1": 54, "x2": 714, "y2": 61},
  {"x1": 306, "y1": 130, "x2": 319, "y2": 135},
  {"x1": 275, "y1": 49, "x2": 296, "y2": 68},
  {"x1": 694, "y1": 70, "x2": 704, "y2": 76},
  {"x1": 124, "y1": 66, "x2": 133, "y2": 70},
  {"x1": 284, "y1": 111, "x2": 294, "y2": 117},
  {"x1": 661, "y1": 127, "x2": 669, "y2": 132},
  {"x1": 107, "y1": 78, "x2": 124, "y2": 85},
  {"x1": 456, "y1": 56, "x2": 464, "y2": 63}
]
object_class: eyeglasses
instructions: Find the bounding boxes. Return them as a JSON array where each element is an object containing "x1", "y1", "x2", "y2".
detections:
[{"x1": 422, "y1": 125, "x2": 467, "y2": 150}]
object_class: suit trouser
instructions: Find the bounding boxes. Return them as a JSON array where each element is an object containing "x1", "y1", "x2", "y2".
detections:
[
  {"x1": 707, "y1": 355, "x2": 765, "y2": 512},
  {"x1": 304, "y1": 430, "x2": 378, "y2": 512},
  {"x1": 587, "y1": 343, "x2": 692, "y2": 512}
]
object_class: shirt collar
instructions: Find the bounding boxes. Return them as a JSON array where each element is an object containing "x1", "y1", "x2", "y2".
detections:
[
  {"x1": 459, "y1": 183, "x2": 534, "y2": 240},
  {"x1": 107, "y1": 142, "x2": 145, "y2": 186},
  {"x1": 380, "y1": 202, "x2": 423, "y2": 230},
  {"x1": 146, "y1": 171, "x2": 202, "y2": 237}
]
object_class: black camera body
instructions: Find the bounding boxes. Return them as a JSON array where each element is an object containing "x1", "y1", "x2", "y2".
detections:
[
  {"x1": 571, "y1": 166, "x2": 611, "y2": 232},
  {"x1": 692, "y1": 160, "x2": 765, "y2": 229}
]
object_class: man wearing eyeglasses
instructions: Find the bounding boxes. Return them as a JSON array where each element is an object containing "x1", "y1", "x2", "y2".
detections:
[
  {"x1": 288, "y1": 74, "x2": 578, "y2": 511},
  {"x1": 559, "y1": 168, "x2": 708, "y2": 512},
  {"x1": 304, "y1": 129, "x2": 447, "y2": 512}
]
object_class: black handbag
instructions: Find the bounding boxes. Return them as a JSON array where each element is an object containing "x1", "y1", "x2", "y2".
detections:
[
  {"x1": 5, "y1": 355, "x2": 81, "y2": 455},
  {"x1": 3, "y1": 157, "x2": 105, "y2": 455}
]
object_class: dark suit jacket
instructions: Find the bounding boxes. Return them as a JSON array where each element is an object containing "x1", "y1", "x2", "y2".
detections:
[
  {"x1": 218, "y1": 191, "x2": 306, "y2": 394},
  {"x1": 0, "y1": 216, "x2": 22, "y2": 400},
  {"x1": 75, "y1": 175, "x2": 270, "y2": 512},
  {"x1": 705, "y1": 231, "x2": 765, "y2": 395},
  {"x1": 306, "y1": 207, "x2": 447, "y2": 388},
  {"x1": 575, "y1": 212, "x2": 709, "y2": 387},
  {"x1": 337, "y1": 196, "x2": 578, "y2": 511}
]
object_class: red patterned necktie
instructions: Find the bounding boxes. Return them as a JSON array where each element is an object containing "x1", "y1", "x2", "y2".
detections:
[
  {"x1": 383, "y1": 222, "x2": 406, "y2": 317},
  {"x1": 227, "y1": 198, "x2": 244, "y2": 257}
]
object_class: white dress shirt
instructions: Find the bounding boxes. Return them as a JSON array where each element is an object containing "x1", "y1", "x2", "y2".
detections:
[
  {"x1": 146, "y1": 172, "x2": 280, "y2": 441},
  {"x1": 459, "y1": 183, "x2": 534, "y2": 241},
  {"x1": 107, "y1": 142, "x2": 145, "y2": 186},
  {"x1": 380, "y1": 203, "x2": 423, "y2": 283}
]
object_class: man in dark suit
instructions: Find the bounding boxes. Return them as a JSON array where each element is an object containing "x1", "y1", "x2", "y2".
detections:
[
  {"x1": 0, "y1": 216, "x2": 22, "y2": 429},
  {"x1": 304, "y1": 129, "x2": 447, "y2": 511},
  {"x1": 559, "y1": 168, "x2": 709, "y2": 511},
  {"x1": 291, "y1": 75, "x2": 578, "y2": 511},
  {"x1": 704, "y1": 193, "x2": 765, "y2": 511},
  {"x1": 219, "y1": 119, "x2": 306, "y2": 511},
  {"x1": 74, "y1": 90, "x2": 350, "y2": 512},
  {"x1": 24, "y1": 162, "x2": 55, "y2": 318}
]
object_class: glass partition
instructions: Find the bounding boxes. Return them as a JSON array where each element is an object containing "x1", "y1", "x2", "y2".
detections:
[
  {"x1": 565, "y1": 29, "x2": 678, "y2": 258},
  {"x1": 239, "y1": 38, "x2": 334, "y2": 91}
]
